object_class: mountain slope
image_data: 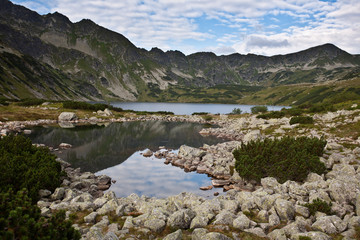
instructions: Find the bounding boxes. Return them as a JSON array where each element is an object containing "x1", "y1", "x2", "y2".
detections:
[{"x1": 0, "y1": 0, "x2": 359, "y2": 102}]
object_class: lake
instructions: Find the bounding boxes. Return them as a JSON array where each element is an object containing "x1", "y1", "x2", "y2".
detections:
[
  {"x1": 29, "y1": 121, "x2": 226, "y2": 198},
  {"x1": 111, "y1": 102, "x2": 287, "y2": 115}
]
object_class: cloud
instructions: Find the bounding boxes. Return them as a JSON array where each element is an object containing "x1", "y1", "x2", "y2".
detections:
[
  {"x1": 246, "y1": 36, "x2": 290, "y2": 48},
  {"x1": 11, "y1": 0, "x2": 360, "y2": 55}
]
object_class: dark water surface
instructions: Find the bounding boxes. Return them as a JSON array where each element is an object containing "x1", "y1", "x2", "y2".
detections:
[{"x1": 29, "y1": 121, "x2": 225, "y2": 198}]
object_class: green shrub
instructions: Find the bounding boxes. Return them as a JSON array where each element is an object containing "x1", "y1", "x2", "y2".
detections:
[
  {"x1": 233, "y1": 136, "x2": 326, "y2": 183},
  {"x1": 0, "y1": 135, "x2": 62, "y2": 202},
  {"x1": 62, "y1": 101, "x2": 123, "y2": 112},
  {"x1": 17, "y1": 98, "x2": 46, "y2": 106},
  {"x1": 203, "y1": 115, "x2": 213, "y2": 121},
  {"x1": 230, "y1": 108, "x2": 242, "y2": 115},
  {"x1": 251, "y1": 105, "x2": 268, "y2": 114},
  {"x1": 304, "y1": 198, "x2": 332, "y2": 216},
  {"x1": 290, "y1": 116, "x2": 314, "y2": 125},
  {"x1": 192, "y1": 112, "x2": 209, "y2": 115},
  {"x1": 0, "y1": 99, "x2": 9, "y2": 106},
  {"x1": 256, "y1": 111, "x2": 285, "y2": 119},
  {"x1": 308, "y1": 103, "x2": 336, "y2": 113},
  {"x1": 0, "y1": 188, "x2": 80, "y2": 240}
]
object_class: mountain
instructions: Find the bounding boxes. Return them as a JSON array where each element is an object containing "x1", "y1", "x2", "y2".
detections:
[{"x1": 0, "y1": 0, "x2": 359, "y2": 102}]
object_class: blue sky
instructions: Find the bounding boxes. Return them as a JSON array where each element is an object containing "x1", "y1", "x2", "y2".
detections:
[{"x1": 11, "y1": 0, "x2": 360, "y2": 56}]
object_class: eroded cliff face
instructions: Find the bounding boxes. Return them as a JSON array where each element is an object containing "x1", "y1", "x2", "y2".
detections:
[{"x1": 0, "y1": 0, "x2": 359, "y2": 101}]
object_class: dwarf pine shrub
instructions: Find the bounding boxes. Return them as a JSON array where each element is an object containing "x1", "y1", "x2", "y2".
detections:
[
  {"x1": 290, "y1": 116, "x2": 314, "y2": 125},
  {"x1": 251, "y1": 105, "x2": 268, "y2": 114},
  {"x1": 233, "y1": 136, "x2": 326, "y2": 183},
  {"x1": 304, "y1": 198, "x2": 332, "y2": 216},
  {"x1": 0, "y1": 135, "x2": 62, "y2": 202},
  {"x1": 256, "y1": 111, "x2": 285, "y2": 119}
]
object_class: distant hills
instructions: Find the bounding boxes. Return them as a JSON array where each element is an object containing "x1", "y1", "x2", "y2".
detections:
[{"x1": 0, "y1": 0, "x2": 359, "y2": 105}]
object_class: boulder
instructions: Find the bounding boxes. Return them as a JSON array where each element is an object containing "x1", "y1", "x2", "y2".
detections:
[
  {"x1": 102, "y1": 232, "x2": 118, "y2": 240},
  {"x1": 232, "y1": 213, "x2": 253, "y2": 230},
  {"x1": 85, "y1": 226, "x2": 103, "y2": 240},
  {"x1": 204, "y1": 232, "x2": 232, "y2": 240},
  {"x1": 274, "y1": 199, "x2": 295, "y2": 222},
  {"x1": 268, "y1": 229, "x2": 287, "y2": 240},
  {"x1": 50, "y1": 187, "x2": 65, "y2": 200},
  {"x1": 192, "y1": 228, "x2": 208, "y2": 240},
  {"x1": 178, "y1": 145, "x2": 206, "y2": 159},
  {"x1": 292, "y1": 231, "x2": 332, "y2": 240},
  {"x1": 167, "y1": 209, "x2": 195, "y2": 229},
  {"x1": 84, "y1": 212, "x2": 98, "y2": 224},
  {"x1": 190, "y1": 216, "x2": 208, "y2": 229},
  {"x1": 144, "y1": 219, "x2": 166, "y2": 233},
  {"x1": 58, "y1": 112, "x2": 78, "y2": 121},
  {"x1": 143, "y1": 149, "x2": 153, "y2": 157},
  {"x1": 38, "y1": 189, "x2": 51, "y2": 198},
  {"x1": 163, "y1": 229, "x2": 182, "y2": 240},
  {"x1": 213, "y1": 210, "x2": 236, "y2": 225},
  {"x1": 312, "y1": 215, "x2": 347, "y2": 235}
]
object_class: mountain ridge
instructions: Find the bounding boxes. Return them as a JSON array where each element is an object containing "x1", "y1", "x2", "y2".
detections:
[{"x1": 0, "y1": 0, "x2": 359, "y2": 103}]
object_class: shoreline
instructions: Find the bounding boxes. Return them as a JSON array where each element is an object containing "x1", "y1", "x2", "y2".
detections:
[{"x1": 2, "y1": 109, "x2": 360, "y2": 239}]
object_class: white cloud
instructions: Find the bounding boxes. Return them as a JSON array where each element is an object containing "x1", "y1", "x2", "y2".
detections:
[{"x1": 11, "y1": 0, "x2": 360, "y2": 55}]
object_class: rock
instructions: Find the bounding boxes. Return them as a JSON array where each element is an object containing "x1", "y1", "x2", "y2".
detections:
[
  {"x1": 142, "y1": 149, "x2": 153, "y2": 157},
  {"x1": 38, "y1": 189, "x2": 51, "y2": 198},
  {"x1": 200, "y1": 185, "x2": 213, "y2": 190},
  {"x1": 274, "y1": 198, "x2": 295, "y2": 222},
  {"x1": 23, "y1": 129, "x2": 31, "y2": 134},
  {"x1": 312, "y1": 215, "x2": 347, "y2": 235},
  {"x1": 268, "y1": 229, "x2": 287, "y2": 240},
  {"x1": 144, "y1": 219, "x2": 166, "y2": 233},
  {"x1": 204, "y1": 232, "x2": 232, "y2": 240},
  {"x1": 178, "y1": 145, "x2": 206, "y2": 159},
  {"x1": 102, "y1": 232, "x2": 118, "y2": 240},
  {"x1": 243, "y1": 129, "x2": 262, "y2": 142},
  {"x1": 84, "y1": 212, "x2": 98, "y2": 224},
  {"x1": 59, "y1": 143, "x2": 72, "y2": 149},
  {"x1": 163, "y1": 229, "x2": 182, "y2": 240},
  {"x1": 213, "y1": 210, "x2": 236, "y2": 225},
  {"x1": 98, "y1": 175, "x2": 111, "y2": 185},
  {"x1": 167, "y1": 209, "x2": 195, "y2": 229},
  {"x1": 40, "y1": 207, "x2": 51, "y2": 217},
  {"x1": 356, "y1": 193, "x2": 360, "y2": 216},
  {"x1": 85, "y1": 226, "x2": 103, "y2": 240},
  {"x1": 292, "y1": 231, "x2": 332, "y2": 240},
  {"x1": 233, "y1": 213, "x2": 252, "y2": 230},
  {"x1": 212, "y1": 179, "x2": 231, "y2": 187},
  {"x1": 190, "y1": 216, "x2": 208, "y2": 229},
  {"x1": 58, "y1": 112, "x2": 78, "y2": 121},
  {"x1": 192, "y1": 228, "x2": 208, "y2": 240},
  {"x1": 326, "y1": 142, "x2": 343, "y2": 150},
  {"x1": 122, "y1": 216, "x2": 134, "y2": 229},
  {"x1": 93, "y1": 197, "x2": 108, "y2": 209},
  {"x1": 50, "y1": 187, "x2": 65, "y2": 200},
  {"x1": 295, "y1": 205, "x2": 310, "y2": 218},
  {"x1": 244, "y1": 227, "x2": 267, "y2": 238},
  {"x1": 97, "y1": 199, "x2": 119, "y2": 215}
]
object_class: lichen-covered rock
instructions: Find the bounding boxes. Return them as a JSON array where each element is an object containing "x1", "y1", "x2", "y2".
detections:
[
  {"x1": 232, "y1": 213, "x2": 253, "y2": 230},
  {"x1": 97, "y1": 199, "x2": 119, "y2": 215},
  {"x1": 144, "y1": 219, "x2": 166, "y2": 233},
  {"x1": 178, "y1": 145, "x2": 206, "y2": 159},
  {"x1": 213, "y1": 210, "x2": 236, "y2": 225},
  {"x1": 167, "y1": 209, "x2": 195, "y2": 229},
  {"x1": 274, "y1": 198, "x2": 295, "y2": 221},
  {"x1": 84, "y1": 212, "x2": 98, "y2": 224},
  {"x1": 163, "y1": 229, "x2": 182, "y2": 240},
  {"x1": 58, "y1": 112, "x2": 78, "y2": 121},
  {"x1": 86, "y1": 226, "x2": 103, "y2": 240},
  {"x1": 204, "y1": 232, "x2": 232, "y2": 240},
  {"x1": 244, "y1": 227, "x2": 267, "y2": 238},
  {"x1": 50, "y1": 187, "x2": 65, "y2": 200},
  {"x1": 312, "y1": 215, "x2": 347, "y2": 234},
  {"x1": 190, "y1": 216, "x2": 208, "y2": 229},
  {"x1": 102, "y1": 231, "x2": 118, "y2": 240},
  {"x1": 292, "y1": 231, "x2": 331, "y2": 240},
  {"x1": 192, "y1": 228, "x2": 208, "y2": 240},
  {"x1": 268, "y1": 229, "x2": 287, "y2": 240}
]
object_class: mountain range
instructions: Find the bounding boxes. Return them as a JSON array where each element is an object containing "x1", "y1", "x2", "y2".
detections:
[{"x1": 1, "y1": 0, "x2": 359, "y2": 104}]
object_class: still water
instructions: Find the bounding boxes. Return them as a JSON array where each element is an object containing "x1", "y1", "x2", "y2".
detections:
[
  {"x1": 111, "y1": 102, "x2": 287, "y2": 115},
  {"x1": 29, "y1": 121, "x2": 225, "y2": 198}
]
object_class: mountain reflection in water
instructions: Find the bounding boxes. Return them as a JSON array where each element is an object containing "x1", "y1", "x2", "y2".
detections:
[{"x1": 29, "y1": 121, "x2": 225, "y2": 197}]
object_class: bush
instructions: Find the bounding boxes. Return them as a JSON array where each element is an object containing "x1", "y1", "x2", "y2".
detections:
[
  {"x1": 282, "y1": 107, "x2": 304, "y2": 116},
  {"x1": 192, "y1": 112, "x2": 209, "y2": 115},
  {"x1": 304, "y1": 198, "x2": 332, "y2": 216},
  {"x1": 256, "y1": 111, "x2": 285, "y2": 119},
  {"x1": 0, "y1": 99, "x2": 9, "y2": 106},
  {"x1": 62, "y1": 101, "x2": 123, "y2": 112},
  {"x1": 203, "y1": 115, "x2": 213, "y2": 121},
  {"x1": 0, "y1": 188, "x2": 80, "y2": 239},
  {"x1": 230, "y1": 108, "x2": 242, "y2": 115},
  {"x1": 290, "y1": 116, "x2": 314, "y2": 125},
  {"x1": 251, "y1": 105, "x2": 268, "y2": 114},
  {"x1": 308, "y1": 103, "x2": 336, "y2": 113},
  {"x1": 0, "y1": 135, "x2": 62, "y2": 202},
  {"x1": 17, "y1": 98, "x2": 46, "y2": 106},
  {"x1": 233, "y1": 136, "x2": 327, "y2": 183}
]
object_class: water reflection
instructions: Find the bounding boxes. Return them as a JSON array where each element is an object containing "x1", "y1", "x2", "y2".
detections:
[{"x1": 29, "y1": 121, "x2": 224, "y2": 198}]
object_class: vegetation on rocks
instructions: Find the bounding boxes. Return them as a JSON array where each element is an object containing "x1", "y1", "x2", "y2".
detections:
[
  {"x1": 304, "y1": 198, "x2": 333, "y2": 216},
  {"x1": 233, "y1": 136, "x2": 327, "y2": 183},
  {"x1": 230, "y1": 108, "x2": 242, "y2": 115},
  {"x1": 256, "y1": 111, "x2": 285, "y2": 119},
  {"x1": 0, "y1": 189, "x2": 80, "y2": 240},
  {"x1": 0, "y1": 135, "x2": 80, "y2": 239},
  {"x1": 0, "y1": 135, "x2": 62, "y2": 202}
]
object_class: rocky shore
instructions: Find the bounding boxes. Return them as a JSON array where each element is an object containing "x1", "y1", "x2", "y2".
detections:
[{"x1": 2, "y1": 108, "x2": 360, "y2": 239}]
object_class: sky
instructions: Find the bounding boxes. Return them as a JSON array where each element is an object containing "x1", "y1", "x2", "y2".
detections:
[{"x1": 11, "y1": 0, "x2": 360, "y2": 56}]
